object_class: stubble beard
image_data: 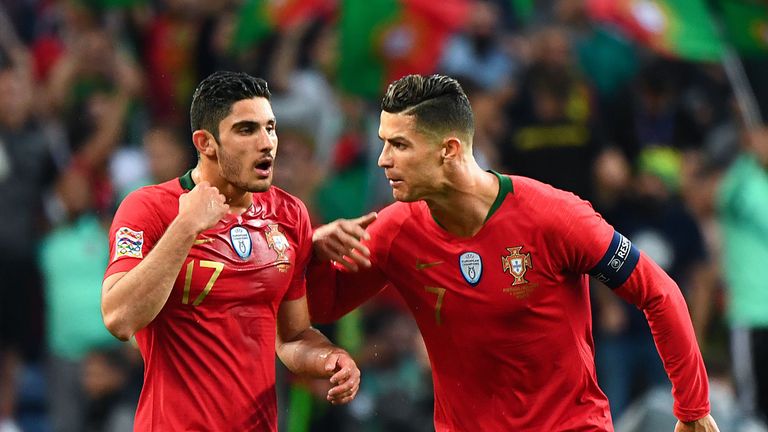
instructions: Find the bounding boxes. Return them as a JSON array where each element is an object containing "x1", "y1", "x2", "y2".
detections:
[{"x1": 219, "y1": 148, "x2": 272, "y2": 193}]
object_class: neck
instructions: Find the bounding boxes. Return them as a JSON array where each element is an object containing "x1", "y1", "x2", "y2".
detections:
[
  {"x1": 192, "y1": 165, "x2": 253, "y2": 214},
  {"x1": 426, "y1": 161, "x2": 499, "y2": 238}
]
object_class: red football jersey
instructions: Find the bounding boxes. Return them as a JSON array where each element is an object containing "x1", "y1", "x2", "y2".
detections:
[
  {"x1": 104, "y1": 173, "x2": 312, "y2": 431},
  {"x1": 308, "y1": 174, "x2": 709, "y2": 431}
]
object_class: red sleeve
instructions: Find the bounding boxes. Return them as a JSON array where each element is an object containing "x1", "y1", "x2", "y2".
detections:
[
  {"x1": 306, "y1": 260, "x2": 389, "y2": 323},
  {"x1": 541, "y1": 185, "x2": 710, "y2": 421},
  {"x1": 614, "y1": 253, "x2": 710, "y2": 421},
  {"x1": 537, "y1": 186, "x2": 614, "y2": 274},
  {"x1": 306, "y1": 207, "x2": 401, "y2": 323},
  {"x1": 104, "y1": 188, "x2": 166, "y2": 279},
  {"x1": 283, "y1": 199, "x2": 313, "y2": 302}
]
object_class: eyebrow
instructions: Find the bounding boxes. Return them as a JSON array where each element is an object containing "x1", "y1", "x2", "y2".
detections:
[
  {"x1": 231, "y1": 119, "x2": 276, "y2": 130},
  {"x1": 378, "y1": 134, "x2": 409, "y2": 144}
]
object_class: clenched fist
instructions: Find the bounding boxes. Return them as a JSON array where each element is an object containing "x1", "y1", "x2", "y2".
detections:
[{"x1": 178, "y1": 181, "x2": 229, "y2": 234}]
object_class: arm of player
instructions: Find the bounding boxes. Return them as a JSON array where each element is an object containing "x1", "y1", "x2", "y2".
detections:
[
  {"x1": 275, "y1": 296, "x2": 360, "y2": 405},
  {"x1": 101, "y1": 182, "x2": 228, "y2": 341},
  {"x1": 675, "y1": 414, "x2": 720, "y2": 432},
  {"x1": 313, "y1": 212, "x2": 377, "y2": 271},
  {"x1": 607, "y1": 249, "x2": 712, "y2": 424},
  {"x1": 308, "y1": 213, "x2": 389, "y2": 323}
]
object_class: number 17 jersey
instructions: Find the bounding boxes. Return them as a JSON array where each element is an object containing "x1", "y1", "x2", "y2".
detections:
[{"x1": 104, "y1": 172, "x2": 312, "y2": 431}]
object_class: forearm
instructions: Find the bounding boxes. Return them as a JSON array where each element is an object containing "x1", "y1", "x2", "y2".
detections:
[
  {"x1": 276, "y1": 327, "x2": 343, "y2": 378},
  {"x1": 615, "y1": 253, "x2": 710, "y2": 421},
  {"x1": 306, "y1": 258, "x2": 387, "y2": 323},
  {"x1": 102, "y1": 217, "x2": 198, "y2": 340}
]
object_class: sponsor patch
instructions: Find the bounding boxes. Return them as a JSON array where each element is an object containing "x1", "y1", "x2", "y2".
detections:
[
  {"x1": 114, "y1": 227, "x2": 144, "y2": 260},
  {"x1": 459, "y1": 252, "x2": 483, "y2": 286}
]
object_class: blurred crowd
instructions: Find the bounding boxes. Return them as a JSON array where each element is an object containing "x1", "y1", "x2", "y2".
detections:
[{"x1": 0, "y1": 0, "x2": 767, "y2": 431}]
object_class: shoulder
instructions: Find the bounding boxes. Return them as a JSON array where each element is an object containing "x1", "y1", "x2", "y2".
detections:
[
  {"x1": 116, "y1": 179, "x2": 182, "y2": 222},
  {"x1": 374, "y1": 201, "x2": 419, "y2": 229},
  {"x1": 261, "y1": 186, "x2": 311, "y2": 224},
  {"x1": 510, "y1": 175, "x2": 591, "y2": 212},
  {"x1": 265, "y1": 185, "x2": 307, "y2": 211}
]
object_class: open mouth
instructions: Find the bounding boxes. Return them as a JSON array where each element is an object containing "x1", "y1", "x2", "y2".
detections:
[{"x1": 254, "y1": 159, "x2": 273, "y2": 177}]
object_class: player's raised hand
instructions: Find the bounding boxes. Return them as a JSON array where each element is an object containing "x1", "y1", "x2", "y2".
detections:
[
  {"x1": 675, "y1": 414, "x2": 720, "y2": 432},
  {"x1": 178, "y1": 181, "x2": 229, "y2": 234},
  {"x1": 312, "y1": 212, "x2": 377, "y2": 272},
  {"x1": 323, "y1": 350, "x2": 360, "y2": 405}
]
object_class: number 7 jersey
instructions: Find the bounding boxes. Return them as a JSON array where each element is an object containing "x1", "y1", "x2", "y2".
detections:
[
  {"x1": 308, "y1": 173, "x2": 710, "y2": 431},
  {"x1": 104, "y1": 172, "x2": 312, "y2": 431}
]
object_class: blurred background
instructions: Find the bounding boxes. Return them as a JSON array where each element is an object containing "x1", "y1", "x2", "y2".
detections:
[{"x1": 0, "y1": 0, "x2": 767, "y2": 431}]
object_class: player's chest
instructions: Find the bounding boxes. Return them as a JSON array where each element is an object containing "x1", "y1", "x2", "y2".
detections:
[
  {"x1": 386, "y1": 227, "x2": 566, "y2": 327},
  {"x1": 169, "y1": 218, "x2": 298, "y2": 308}
]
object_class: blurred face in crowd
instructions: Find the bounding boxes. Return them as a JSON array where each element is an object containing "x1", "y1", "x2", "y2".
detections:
[
  {"x1": 377, "y1": 111, "x2": 445, "y2": 202},
  {"x1": 56, "y1": 169, "x2": 93, "y2": 219},
  {"x1": 0, "y1": 69, "x2": 32, "y2": 130},
  {"x1": 213, "y1": 97, "x2": 278, "y2": 193},
  {"x1": 82, "y1": 352, "x2": 126, "y2": 399},
  {"x1": 468, "y1": 1, "x2": 499, "y2": 38},
  {"x1": 143, "y1": 128, "x2": 189, "y2": 183},
  {"x1": 77, "y1": 29, "x2": 116, "y2": 77},
  {"x1": 533, "y1": 28, "x2": 572, "y2": 69}
]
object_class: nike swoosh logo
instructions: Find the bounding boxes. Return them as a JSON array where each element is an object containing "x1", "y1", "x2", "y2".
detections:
[
  {"x1": 194, "y1": 238, "x2": 215, "y2": 245},
  {"x1": 416, "y1": 260, "x2": 444, "y2": 270}
]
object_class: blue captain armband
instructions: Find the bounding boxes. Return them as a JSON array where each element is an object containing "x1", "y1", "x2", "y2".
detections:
[{"x1": 589, "y1": 231, "x2": 640, "y2": 289}]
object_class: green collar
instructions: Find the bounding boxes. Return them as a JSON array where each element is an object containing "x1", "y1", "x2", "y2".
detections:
[
  {"x1": 179, "y1": 169, "x2": 195, "y2": 191},
  {"x1": 485, "y1": 170, "x2": 513, "y2": 222}
]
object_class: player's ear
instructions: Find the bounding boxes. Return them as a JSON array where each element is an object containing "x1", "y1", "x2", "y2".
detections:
[
  {"x1": 441, "y1": 137, "x2": 462, "y2": 162},
  {"x1": 192, "y1": 130, "x2": 217, "y2": 157}
]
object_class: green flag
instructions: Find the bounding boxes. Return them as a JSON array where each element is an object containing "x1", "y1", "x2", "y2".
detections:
[
  {"x1": 640, "y1": 0, "x2": 724, "y2": 61},
  {"x1": 587, "y1": 0, "x2": 725, "y2": 61},
  {"x1": 718, "y1": 0, "x2": 768, "y2": 56}
]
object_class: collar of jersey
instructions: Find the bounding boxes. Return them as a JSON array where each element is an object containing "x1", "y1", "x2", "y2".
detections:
[
  {"x1": 179, "y1": 169, "x2": 195, "y2": 191},
  {"x1": 486, "y1": 170, "x2": 513, "y2": 222}
]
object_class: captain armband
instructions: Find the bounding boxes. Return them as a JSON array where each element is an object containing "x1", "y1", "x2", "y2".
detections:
[{"x1": 588, "y1": 231, "x2": 640, "y2": 289}]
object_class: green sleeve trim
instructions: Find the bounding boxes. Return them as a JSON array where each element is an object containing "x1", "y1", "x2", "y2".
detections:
[
  {"x1": 485, "y1": 170, "x2": 513, "y2": 222},
  {"x1": 179, "y1": 169, "x2": 195, "y2": 191}
]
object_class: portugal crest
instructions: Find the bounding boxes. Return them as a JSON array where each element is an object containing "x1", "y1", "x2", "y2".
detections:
[
  {"x1": 264, "y1": 224, "x2": 290, "y2": 271},
  {"x1": 502, "y1": 246, "x2": 533, "y2": 286}
]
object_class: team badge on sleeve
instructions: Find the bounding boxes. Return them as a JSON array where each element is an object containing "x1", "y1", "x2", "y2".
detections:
[
  {"x1": 114, "y1": 227, "x2": 144, "y2": 260},
  {"x1": 229, "y1": 226, "x2": 252, "y2": 259},
  {"x1": 459, "y1": 252, "x2": 483, "y2": 286}
]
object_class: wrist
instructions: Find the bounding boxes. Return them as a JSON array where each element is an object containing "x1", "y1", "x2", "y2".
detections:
[{"x1": 171, "y1": 215, "x2": 205, "y2": 238}]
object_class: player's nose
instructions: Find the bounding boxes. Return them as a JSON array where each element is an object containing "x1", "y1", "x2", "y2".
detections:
[
  {"x1": 377, "y1": 145, "x2": 392, "y2": 168},
  {"x1": 256, "y1": 128, "x2": 276, "y2": 152}
]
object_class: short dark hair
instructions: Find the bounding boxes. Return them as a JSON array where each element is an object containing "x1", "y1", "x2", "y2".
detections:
[
  {"x1": 190, "y1": 71, "x2": 271, "y2": 140},
  {"x1": 381, "y1": 74, "x2": 474, "y2": 137}
]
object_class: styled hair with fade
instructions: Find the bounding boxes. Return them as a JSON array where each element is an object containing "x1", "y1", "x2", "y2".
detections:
[
  {"x1": 190, "y1": 71, "x2": 271, "y2": 141},
  {"x1": 380, "y1": 74, "x2": 474, "y2": 137}
]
